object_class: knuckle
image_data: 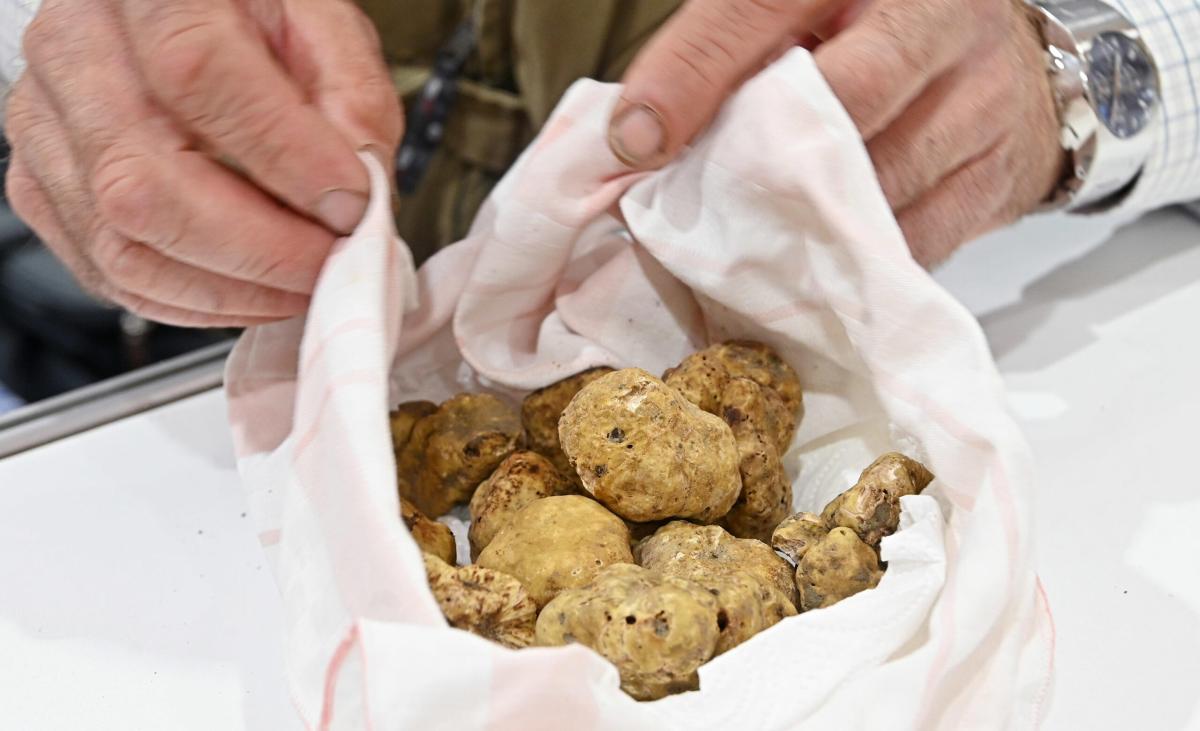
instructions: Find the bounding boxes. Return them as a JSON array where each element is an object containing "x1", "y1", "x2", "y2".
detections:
[
  {"x1": 23, "y1": 2, "x2": 110, "y2": 83},
  {"x1": 90, "y1": 232, "x2": 143, "y2": 288},
  {"x1": 181, "y1": 276, "x2": 225, "y2": 314},
  {"x1": 91, "y1": 151, "x2": 158, "y2": 237},
  {"x1": 984, "y1": 145, "x2": 1014, "y2": 198},
  {"x1": 238, "y1": 242, "x2": 320, "y2": 292},
  {"x1": 140, "y1": 13, "x2": 303, "y2": 160},
  {"x1": 979, "y1": 71, "x2": 1012, "y2": 116},
  {"x1": 876, "y1": 162, "x2": 917, "y2": 206},
  {"x1": 892, "y1": 41, "x2": 931, "y2": 78},
  {"x1": 1, "y1": 78, "x2": 58, "y2": 150},
  {"x1": 872, "y1": 13, "x2": 931, "y2": 76},
  {"x1": 666, "y1": 38, "x2": 726, "y2": 94},
  {"x1": 229, "y1": 99, "x2": 295, "y2": 167},
  {"x1": 716, "y1": 0, "x2": 788, "y2": 39},
  {"x1": 145, "y1": 18, "x2": 223, "y2": 102},
  {"x1": 919, "y1": 125, "x2": 954, "y2": 171},
  {"x1": 5, "y1": 163, "x2": 42, "y2": 225},
  {"x1": 335, "y1": 0, "x2": 385, "y2": 51},
  {"x1": 344, "y1": 79, "x2": 404, "y2": 144},
  {"x1": 194, "y1": 95, "x2": 293, "y2": 168},
  {"x1": 829, "y1": 52, "x2": 887, "y2": 130},
  {"x1": 105, "y1": 289, "x2": 154, "y2": 319},
  {"x1": 961, "y1": 147, "x2": 1009, "y2": 209},
  {"x1": 2, "y1": 82, "x2": 34, "y2": 144},
  {"x1": 664, "y1": 1, "x2": 769, "y2": 94},
  {"x1": 957, "y1": 165, "x2": 991, "y2": 207},
  {"x1": 873, "y1": 126, "x2": 951, "y2": 206},
  {"x1": 996, "y1": 154, "x2": 1025, "y2": 215},
  {"x1": 20, "y1": 12, "x2": 60, "y2": 66}
]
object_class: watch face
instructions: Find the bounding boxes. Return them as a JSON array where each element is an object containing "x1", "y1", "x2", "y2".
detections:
[{"x1": 1086, "y1": 31, "x2": 1160, "y2": 139}]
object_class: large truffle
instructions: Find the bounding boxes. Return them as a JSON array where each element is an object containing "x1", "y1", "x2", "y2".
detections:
[
  {"x1": 536, "y1": 563, "x2": 721, "y2": 700},
  {"x1": 476, "y1": 495, "x2": 634, "y2": 608},
  {"x1": 636, "y1": 521, "x2": 797, "y2": 653},
  {"x1": 467, "y1": 451, "x2": 572, "y2": 559},
  {"x1": 521, "y1": 368, "x2": 614, "y2": 485},
  {"x1": 424, "y1": 553, "x2": 537, "y2": 649},
  {"x1": 719, "y1": 377, "x2": 793, "y2": 542},
  {"x1": 822, "y1": 452, "x2": 934, "y2": 549},
  {"x1": 664, "y1": 340, "x2": 802, "y2": 454},
  {"x1": 558, "y1": 368, "x2": 741, "y2": 523},
  {"x1": 396, "y1": 393, "x2": 524, "y2": 517},
  {"x1": 795, "y1": 527, "x2": 883, "y2": 610},
  {"x1": 770, "y1": 512, "x2": 829, "y2": 564}
]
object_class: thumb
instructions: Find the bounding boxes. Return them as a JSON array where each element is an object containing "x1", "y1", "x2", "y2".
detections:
[
  {"x1": 609, "y1": 0, "x2": 844, "y2": 168},
  {"x1": 280, "y1": 0, "x2": 404, "y2": 168}
]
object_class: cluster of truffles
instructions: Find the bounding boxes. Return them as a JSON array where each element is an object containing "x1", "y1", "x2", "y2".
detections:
[{"x1": 388, "y1": 341, "x2": 933, "y2": 700}]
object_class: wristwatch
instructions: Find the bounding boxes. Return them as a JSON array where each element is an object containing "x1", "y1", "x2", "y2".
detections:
[{"x1": 1026, "y1": 0, "x2": 1161, "y2": 212}]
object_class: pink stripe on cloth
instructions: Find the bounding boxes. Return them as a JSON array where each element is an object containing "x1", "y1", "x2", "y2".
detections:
[
  {"x1": 917, "y1": 528, "x2": 960, "y2": 723},
  {"x1": 868, "y1": 366, "x2": 1027, "y2": 594},
  {"x1": 319, "y1": 625, "x2": 360, "y2": 731},
  {"x1": 1030, "y1": 578, "x2": 1057, "y2": 722},
  {"x1": 297, "y1": 319, "x2": 379, "y2": 381},
  {"x1": 225, "y1": 319, "x2": 305, "y2": 458},
  {"x1": 290, "y1": 370, "x2": 384, "y2": 458}
]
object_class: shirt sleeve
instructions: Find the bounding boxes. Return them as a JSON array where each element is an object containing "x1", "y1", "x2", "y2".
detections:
[{"x1": 1107, "y1": 0, "x2": 1200, "y2": 212}]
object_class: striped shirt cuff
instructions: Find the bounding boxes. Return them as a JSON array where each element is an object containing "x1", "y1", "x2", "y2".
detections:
[{"x1": 1106, "y1": 0, "x2": 1200, "y2": 212}]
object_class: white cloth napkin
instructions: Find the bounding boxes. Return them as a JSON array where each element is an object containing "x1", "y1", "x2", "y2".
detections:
[{"x1": 226, "y1": 48, "x2": 1052, "y2": 730}]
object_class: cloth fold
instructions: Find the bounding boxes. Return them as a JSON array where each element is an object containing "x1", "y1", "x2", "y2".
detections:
[{"x1": 226, "y1": 48, "x2": 1051, "y2": 730}]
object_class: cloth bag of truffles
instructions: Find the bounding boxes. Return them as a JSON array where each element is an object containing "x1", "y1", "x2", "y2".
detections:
[{"x1": 226, "y1": 49, "x2": 1053, "y2": 730}]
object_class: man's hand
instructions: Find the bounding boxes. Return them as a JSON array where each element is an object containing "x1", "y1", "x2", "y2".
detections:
[
  {"x1": 4, "y1": 0, "x2": 402, "y2": 326},
  {"x1": 609, "y1": 0, "x2": 1065, "y2": 265}
]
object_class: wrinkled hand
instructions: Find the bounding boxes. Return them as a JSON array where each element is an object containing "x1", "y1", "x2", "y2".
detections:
[
  {"x1": 609, "y1": 0, "x2": 1065, "y2": 265},
  {"x1": 5, "y1": 0, "x2": 402, "y2": 326}
]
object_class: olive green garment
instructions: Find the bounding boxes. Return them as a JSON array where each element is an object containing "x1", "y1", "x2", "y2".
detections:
[{"x1": 354, "y1": 0, "x2": 681, "y2": 263}]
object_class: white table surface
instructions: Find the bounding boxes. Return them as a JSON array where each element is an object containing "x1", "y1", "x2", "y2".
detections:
[{"x1": 1, "y1": 207, "x2": 1198, "y2": 730}]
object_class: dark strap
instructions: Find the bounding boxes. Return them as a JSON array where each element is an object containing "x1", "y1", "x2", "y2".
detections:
[{"x1": 395, "y1": 19, "x2": 477, "y2": 193}]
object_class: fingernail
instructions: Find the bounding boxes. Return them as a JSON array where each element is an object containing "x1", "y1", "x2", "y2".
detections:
[
  {"x1": 315, "y1": 188, "x2": 368, "y2": 234},
  {"x1": 608, "y1": 100, "x2": 667, "y2": 168}
]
